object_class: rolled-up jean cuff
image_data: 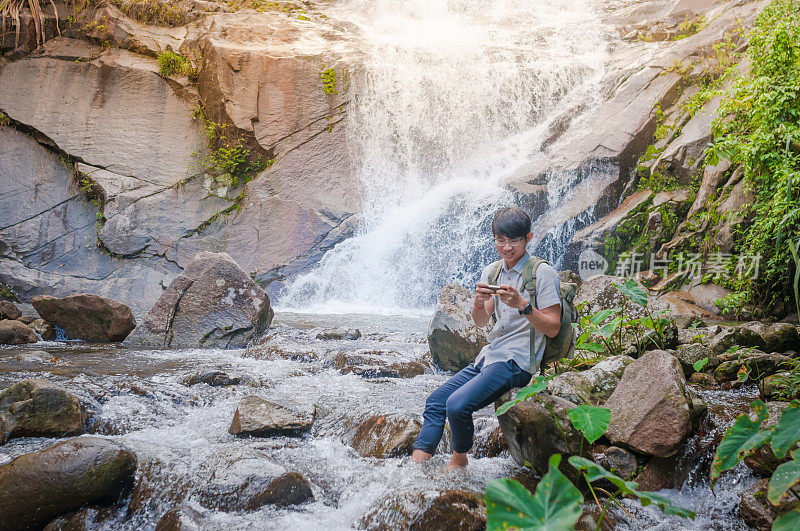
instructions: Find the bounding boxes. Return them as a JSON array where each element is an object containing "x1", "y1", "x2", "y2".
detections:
[{"x1": 412, "y1": 440, "x2": 436, "y2": 454}]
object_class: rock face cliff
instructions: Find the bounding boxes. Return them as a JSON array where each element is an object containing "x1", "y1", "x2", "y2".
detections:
[
  {"x1": 1, "y1": 2, "x2": 357, "y2": 316},
  {"x1": 0, "y1": 0, "x2": 767, "y2": 316}
]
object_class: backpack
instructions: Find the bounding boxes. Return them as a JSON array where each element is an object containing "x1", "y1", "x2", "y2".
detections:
[{"x1": 488, "y1": 256, "x2": 577, "y2": 374}]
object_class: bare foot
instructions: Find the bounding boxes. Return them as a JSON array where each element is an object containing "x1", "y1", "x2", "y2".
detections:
[
  {"x1": 410, "y1": 449, "x2": 432, "y2": 463},
  {"x1": 446, "y1": 452, "x2": 468, "y2": 470}
]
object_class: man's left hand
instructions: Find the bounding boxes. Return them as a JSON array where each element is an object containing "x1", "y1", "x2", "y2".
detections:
[{"x1": 496, "y1": 285, "x2": 527, "y2": 310}]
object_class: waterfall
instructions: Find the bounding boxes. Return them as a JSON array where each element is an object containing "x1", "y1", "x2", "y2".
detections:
[{"x1": 280, "y1": 0, "x2": 609, "y2": 313}]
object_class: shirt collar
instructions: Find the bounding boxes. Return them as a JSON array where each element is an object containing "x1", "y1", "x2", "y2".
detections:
[{"x1": 502, "y1": 252, "x2": 531, "y2": 274}]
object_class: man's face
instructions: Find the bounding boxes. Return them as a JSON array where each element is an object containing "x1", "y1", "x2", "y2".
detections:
[{"x1": 494, "y1": 232, "x2": 532, "y2": 263}]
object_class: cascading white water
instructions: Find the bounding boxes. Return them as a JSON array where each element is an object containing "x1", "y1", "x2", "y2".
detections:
[{"x1": 281, "y1": 0, "x2": 609, "y2": 312}]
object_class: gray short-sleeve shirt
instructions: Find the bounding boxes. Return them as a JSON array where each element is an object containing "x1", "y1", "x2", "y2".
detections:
[{"x1": 475, "y1": 253, "x2": 561, "y2": 373}]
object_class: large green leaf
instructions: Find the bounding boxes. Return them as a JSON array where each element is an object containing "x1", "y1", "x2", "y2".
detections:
[
  {"x1": 616, "y1": 279, "x2": 648, "y2": 307},
  {"x1": 496, "y1": 376, "x2": 552, "y2": 416},
  {"x1": 590, "y1": 309, "x2": 617, "y2": 325},
  {"x1": 598, "y1": 316, "x2": 623, "y2": 338},
  {"x1": 711, "y1": 400, "x2": 774, "y2": 487},
  {"x1": 693, "y1": 357, "x2": 709, "y2": 372},
  {"x1": 768, "y1": 449, "x2": 800, "y2": 505},
  {"x1": 567, "y1": 457, "x2": 695, "y2": 518},
  {"x1": 773, "y1": 507, "x2": 800, "y2": 531},
  {"x1": 486, "y1": 454, "x2": 582, "y2": 531},
  {"x1": 771, "y1": 400, "x2": 800, "y2": 459},
  {"x1": 568, "y1": 406, "x2": 611, "y2": 444}
]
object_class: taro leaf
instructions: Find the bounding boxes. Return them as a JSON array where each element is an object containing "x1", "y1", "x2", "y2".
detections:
[
  {"x1": 598, "y1": 316, "x2": 623, "y2": 338},
  {"x1": 737, "y1": 365, "x2": 752, "y2": 383},
  {"x1": 693, "y1": 357, "x2": 709, "y2": 372},
  {"x1": 771, "y1": 400, "x2": 800, "y2": 459},
  {"x1": 711, "y1": 400, "x2": 774, "y2": 487},
  {"x1": 486, "y1": 454, "x2": 582, "y2": 531},
  {"x1": 486, "y1": 455, "x2": 582, "y2": 531},
  {"x1": 580, "y1": 341, "x2": 606, "y2": 354},
  {"x1": 567, "y1": 457, "x2": 695, "y2": 518},
  {"x1": 773, "y1": 507, "x2": 800, "y2": 531},
  {"x1": 768, "y1": 448, "x2": 800, "y2": 505},
  {"x1": 496, "y1": 376, "x2": 552, "y2": 416},
  {"x1": 616, "y1": 279, "x2": 648, "y2": 307},
  {"x1": 568, "y1": 406, "x2": 611, "y2": 444},
  {"x1": 590, "y1": 309, "x2": 617, "y2": 325}
]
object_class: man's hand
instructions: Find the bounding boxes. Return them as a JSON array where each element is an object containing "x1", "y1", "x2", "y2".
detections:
[
  {"x1": 496, "y1": 285, "x2": 527, "y2": 310},
  {"x1": 474, "y1": 282, "x2": 494, "y2": 305}
]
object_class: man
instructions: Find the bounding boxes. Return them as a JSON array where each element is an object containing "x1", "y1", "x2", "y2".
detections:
[{"x1": 410, "y1": 207, "x2": 562, "y2": 469}]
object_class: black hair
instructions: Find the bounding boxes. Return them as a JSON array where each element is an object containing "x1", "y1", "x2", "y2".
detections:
[{"x1": 492, "y1": 207, "x2": 531, "y2": 239}]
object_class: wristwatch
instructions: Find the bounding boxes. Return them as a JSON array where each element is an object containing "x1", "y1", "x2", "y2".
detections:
[{"x1": 518, "y1": 303, "x2": 533, "y2": 315}]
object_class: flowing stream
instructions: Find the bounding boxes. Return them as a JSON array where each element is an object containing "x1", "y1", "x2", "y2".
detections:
[{"x1": 0, "y1": 319, "x2": 758, "y2": 529}]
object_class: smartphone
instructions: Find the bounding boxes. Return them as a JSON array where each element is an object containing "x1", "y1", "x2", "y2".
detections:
[{"x1": 485, "y1": 284, "x2": 503, "y2": 293}]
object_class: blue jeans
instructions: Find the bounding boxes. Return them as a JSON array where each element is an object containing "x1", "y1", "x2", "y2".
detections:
[{"x1": 413, "y1": 358, "x2": 532, "y2": 454}]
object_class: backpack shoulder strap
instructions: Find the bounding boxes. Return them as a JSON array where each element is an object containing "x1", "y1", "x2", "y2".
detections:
[
  {"x1": 521, "y1": 256, "x2": 548, "y2": 308},
  {"x1": 488, "y1": 259, "x2": 504, "y2": 285}
]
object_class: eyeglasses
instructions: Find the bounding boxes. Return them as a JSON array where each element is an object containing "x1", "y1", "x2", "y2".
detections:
[{"x1": 494, "y1": 237, "x2": 525, "y2": 247}]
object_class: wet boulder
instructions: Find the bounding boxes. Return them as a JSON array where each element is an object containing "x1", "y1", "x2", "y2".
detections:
[
  {"x1": 713, "y1": 350, "x2": 791, "y2": 382},
  {"x1": 125, "y1": 252, "x2": 273, "y2": 349},
  {"x1": 229, "y1": 395, "x2": 314, "y2": 437},
  {"x1": 194, "y1": 452, "x2": 314, "y2": 511},
  {"x1": 29, "y1": 318, "x2": 55, "y2": 340},
  {"x1": 31, "y1": 294, "x2": 135, "y2": 341},
  {"x1": 574, "y1": 275, "x2": 652, "y2": 318},
  {"x1": 358, "y1": 489, "x2": 484, "y2": 530},
  {"x1": 331, "y1": 351, "x2": 428, "y2": 379},
  {"x1": 0, "y1": 379, "x2": 86, "y2": 444},
  {"x1": 0, "y1": 300, "x2": 21, "y2": 320},
  {"x1": 739, "y1": 479, "x2": 800, "y2": 531},
  {"x1": 709, "y1": 325, "x2": 767, "y2": 355},
  {"x1": 605, "y1": 350, "x2": 692, "y2": 457},
  {"x1": 497, "y1": 393, "x2": 587, "y2": 482},
  {"x1": 409, "y1": 490, "x2": 486, "y2": 531},
  {"x1": 591, "y1": 445, "x2": 638, "y2": 480},
  {"x1": 0, "y1": 436, "x2": 136, "y2": 531},
  {"x1": 155, "y1": 506, "x2": 207, "y2": 531},
  {"x1": 546, "y1": 355, "x2": 634, "y2": 404},
  {"x1": 741, "y1": 322, "x2": 800, "y2": 353},
  {"x1": 428, "y1": 284, "x2": 488, "y2": 372},
  {"x1": 183, "y1": 371, "x2": 244, "y2": 387},
  {"x1": 674, "y1": 343, "x2": 714, "y2": 376},
  {"x1": 316, "y1": 328, "x2": 361, "y2": 340},
  {"x1": 0, "y1": 319, "x2": 38, "y2": 345},
  {"x1": 351, "y1": 414, "x2": 421, "y2": 458},
  {"x1": 244, "y1": 472, "x2": 314, "y2": 510},
  {"x1": 634, "y1": 455, "x2": 680, "y2": 491}
]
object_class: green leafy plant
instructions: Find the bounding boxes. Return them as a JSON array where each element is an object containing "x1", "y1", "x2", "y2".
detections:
[
  {"x1": 320, "y1": 67, "x2": 337, "y2": 95},
  {"x1": 157, "y1": 50, "x2": 194, "y2": 78},
  {"x1": 486, "y1": 454, "x2": 694, "y2": 530},
  {"x1": 575, "y1": 279, "x2": 670, "y2": 357},
  {"x1": 703, "y1": 0, "x2": 800, "y2": 313},
  {"x1": 567, "y1": 405, "x2": 611, "y2": 444},
  {"x1": 693, "y1": 357, "x2": 709, "y2": 372},
  {"x1": 711, "y1": 400, "x2": 800, "y2": 529},
  {"x1": 486, "y1": 455, "x2": 582, "y2": 530},
  {"x1": 495, "y1": 376, "x2": 551, "y2": 416}
]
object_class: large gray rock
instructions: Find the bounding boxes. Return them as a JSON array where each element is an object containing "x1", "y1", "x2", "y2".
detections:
[
  {"x1": 0, "y1": 436, "x2": 136, "y2": 531},
  {"x1": 428, "y1": 284, "x2": 488, "y2": 372},
  {"x1": 125, "y1": 252, "x2": 273, "y2": 348},
  {"x1": 497, "y1": 393, "x2": 588, "y2": 482},
  {"x1": 605, "y1": 350, "x2": 692, "y2": 457},
  {"x1": 31, "y1": 294, "x2": 135, "y2": 341},
  {"x1": 351, "y1": 414, "x2": 421, "y2": 458},
  {"x1": 0, "y1": 301, "x2": 21, "y2": 320},
  {"x1": 0, "y1": 319, "x2": 38, "y2": 345},
  {"x1": 546, "y1": 355, "x2": 635, "y2": 405},
  {"x1": 228, "y1": 395, "x2": 314, "y2": 437},
  {"x1": 0, "y1": 379, "x2": 86, "y2": 444},
  {"x1": 713, "y1": 350, "x2": 791, "y2": 382}
]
